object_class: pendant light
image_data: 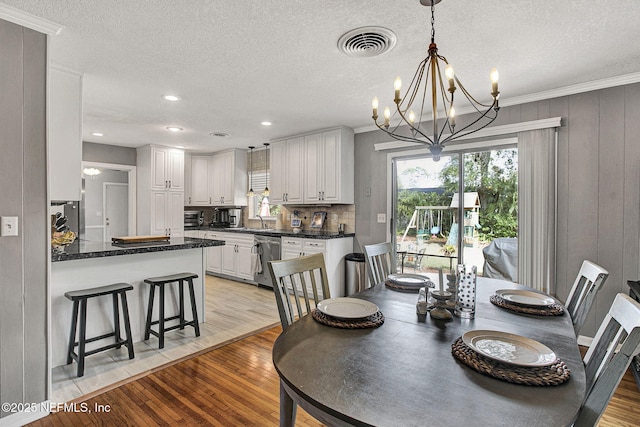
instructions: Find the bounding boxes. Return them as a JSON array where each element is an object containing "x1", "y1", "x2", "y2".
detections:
[
  {"x1": 247, "y1": 146, "x2": 255, "y2": 197},
  {"x1": 262, "y1": 143, "x2": 270, "y2": 196}
]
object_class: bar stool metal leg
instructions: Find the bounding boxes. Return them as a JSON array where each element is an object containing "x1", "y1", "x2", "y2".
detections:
[
  {"x1": 77, "y1": 298, "x2": 88, "y2": 377},
  {"x1": 179, "y1": 280, "x2": 185, "y2": 330},
  {"x1": 144, "y1": 284, "x2": 156, "y2": 341},
  {"x1": 159, "y1": 284, "x2": 165, "y2": 349},
  {"x1": 112, "y1": 292, "x2": 121, "y2": 348}
]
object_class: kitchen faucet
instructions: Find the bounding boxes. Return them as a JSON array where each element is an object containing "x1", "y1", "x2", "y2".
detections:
[{"x1": 257, "y1": 215, "x2": 265, "y2": 229}]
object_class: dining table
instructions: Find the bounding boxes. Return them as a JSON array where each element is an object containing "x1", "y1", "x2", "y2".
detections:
[{"x1": 272, "y1": 277, "x2": 586, "y2": 427}]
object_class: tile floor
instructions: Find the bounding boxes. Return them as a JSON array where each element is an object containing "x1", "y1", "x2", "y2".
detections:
[{"x1": 51, "y1": 276, "x2": 280, "y2": 402}]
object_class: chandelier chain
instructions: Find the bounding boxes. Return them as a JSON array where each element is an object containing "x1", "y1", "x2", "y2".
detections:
[{"x1": 430, "y1": 1, "x2": 435, "y2": 44}]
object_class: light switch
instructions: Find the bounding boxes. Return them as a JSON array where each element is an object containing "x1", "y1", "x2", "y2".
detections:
[
  {"x1": 1, "y1": 216, "x2": 19, "y2": 236},
  {"x1": 377, "y1": 213, "x2": 386, "y2": 223}
]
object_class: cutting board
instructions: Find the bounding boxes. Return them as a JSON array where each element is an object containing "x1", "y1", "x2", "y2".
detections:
[{"x1": 111, "y1": 235, "x2": 170, "y2": 244}]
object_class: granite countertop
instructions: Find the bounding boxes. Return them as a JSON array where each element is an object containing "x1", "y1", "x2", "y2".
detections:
[
  {"x1": 186, "y1": 226, "x2": 355, "y2": 240},
  {"x1": 51, "y1": 237, "x2": 224, "y2": 262}
]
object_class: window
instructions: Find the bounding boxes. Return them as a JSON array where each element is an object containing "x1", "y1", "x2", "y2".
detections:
[{"x1": 248, "y1": 172, "x2": 280, "y2": 220}]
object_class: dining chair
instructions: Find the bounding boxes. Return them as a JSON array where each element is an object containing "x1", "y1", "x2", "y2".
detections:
[
  {"x1": 268, "y1": 253, "x2": 331, "y2": 331},
  {"x1": 565, "y1": 260, "x2": 609, "y2": 334},
  {"x1": 363, "y1": 242, "x2": 397, "y2": 286},
  {"x1": 573, "y1": 293, "x2": 640, "y2": 426}
]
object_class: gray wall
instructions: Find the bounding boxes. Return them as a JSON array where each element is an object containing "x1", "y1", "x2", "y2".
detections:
[
  {"x1": 354, "y1": 83, "x2": 640, "y2": 337},
  {"x1": 0, "y1": 20, "x2": 48, "y2": 417},
  {"x1": 83, "y1": 141, "x2": 136, "y2": 165}
]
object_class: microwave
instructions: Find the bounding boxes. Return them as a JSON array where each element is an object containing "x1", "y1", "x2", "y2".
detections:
[{"x1": 184, "y1": 210, "x2": 204, "y2": 228}]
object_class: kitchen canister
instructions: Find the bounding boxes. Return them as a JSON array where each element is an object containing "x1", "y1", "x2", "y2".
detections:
[{"x1": 454, "y1": 264, "x2": 477, "y2": 318}]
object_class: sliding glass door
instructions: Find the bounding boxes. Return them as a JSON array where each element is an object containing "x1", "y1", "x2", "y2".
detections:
[{"x1": 392, "y1": 146, "x2": 518, "y2": 282}]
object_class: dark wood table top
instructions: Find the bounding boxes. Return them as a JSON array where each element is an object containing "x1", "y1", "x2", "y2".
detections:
[{"x1": 272, "y1": 278, "x2": 585, "y2": 427}]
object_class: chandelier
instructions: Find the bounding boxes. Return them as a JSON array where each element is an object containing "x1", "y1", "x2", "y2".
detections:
[{"x1": 371, "y1": 0, "x2": 500, "y2": 161}]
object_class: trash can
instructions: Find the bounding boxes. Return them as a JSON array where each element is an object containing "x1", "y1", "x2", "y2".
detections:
[{"x1": 345, "y1": 253, "x2": 366, "y2": 296}]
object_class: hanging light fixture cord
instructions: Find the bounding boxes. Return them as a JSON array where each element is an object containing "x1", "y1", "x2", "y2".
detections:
[
  {"x1": 247, "y1": 146, "x2": 255, "y2": 197},
  {"x1": 371, "y1": 0, "x2": 500, "y2": 161}
]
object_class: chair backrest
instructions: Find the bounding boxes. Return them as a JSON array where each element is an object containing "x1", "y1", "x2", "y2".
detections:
[
  {"x1": 565, "y1": 260, "x2": 609, "y2": 334},
  {"x1": 573, "y1": 293, "x2": 640, "y2": 426},
  {"x1": 268, "y1": 253, "x2": 331, "y2": 331},
  {"x1": 363, "y1": 242, "x2": 397, "y2": 285}
]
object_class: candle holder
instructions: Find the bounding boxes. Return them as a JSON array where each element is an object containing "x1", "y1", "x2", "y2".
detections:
[{"x1": 430, "y1": 290, "x2": 453, "y2": 321}]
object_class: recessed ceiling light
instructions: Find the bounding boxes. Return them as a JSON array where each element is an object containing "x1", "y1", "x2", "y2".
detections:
[
  {"x1": 210, "y1": 132, "x2": 230, "y2": 138},
  {"x1": 165, "y1": 126, "x2": 183, "y2": 133},
  {"x1": 162, "y1": 94, "x2": 181, "y2": 102},
  {"x1": 91, "y1": 132, "x2": 104, "y2": 137},
  {"x1": 176, "y1": 145, "x2": 185, "y2": 149},
  {"x1": 261, "y1": 121, "x2": 272, "y2": 126}
]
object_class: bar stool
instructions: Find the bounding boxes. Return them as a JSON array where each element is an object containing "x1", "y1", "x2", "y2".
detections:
[
  {"x1": 143, "y1": 272, "x2": 200, "y2": 349},
  {"x1": 65, "y1": 283, "x2": 135, "y2": 377}
]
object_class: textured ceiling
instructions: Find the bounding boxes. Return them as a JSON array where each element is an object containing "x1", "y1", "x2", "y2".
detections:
[{"x1": 4, "y1": 0, "x2": 640, "y2": 152}]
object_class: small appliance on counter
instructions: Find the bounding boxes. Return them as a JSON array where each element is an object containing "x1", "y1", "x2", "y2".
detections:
[
  {"x1": 210, "y1": 208, "x2": 243, "y2": 228},
  {"x1": 184, "y1": 210, "x2": 204, "y2": 228}
]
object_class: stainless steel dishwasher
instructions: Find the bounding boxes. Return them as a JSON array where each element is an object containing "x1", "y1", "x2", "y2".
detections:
[{"x1": 254, "y1": 235, "x2": 281, "y2": 288}]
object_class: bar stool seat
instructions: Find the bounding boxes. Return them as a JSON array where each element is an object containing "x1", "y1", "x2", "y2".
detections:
[
  {"x1": 65, "y1": 282, "x2": 135, "y2": 377},
  {"x1": 144, "y1": 272, "x2": 200, "y2": 349}
]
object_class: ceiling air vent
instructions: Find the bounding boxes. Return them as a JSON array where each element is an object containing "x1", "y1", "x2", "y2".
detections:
[{"x1": 338, "y1": 27, "x2": 397, "y2": 58}]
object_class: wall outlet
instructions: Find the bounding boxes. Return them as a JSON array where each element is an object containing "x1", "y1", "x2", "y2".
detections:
[
  {"x1": 377, "y1": 213, "x2": 386, "y2": 223},
  {"x1": 1, "y1": 216, "x2": 19, "y2": 236}
]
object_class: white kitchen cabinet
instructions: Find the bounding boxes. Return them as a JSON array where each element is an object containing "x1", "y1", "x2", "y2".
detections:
[
  {"x1": 137, "y1": 145, "x2": 185, "y2": 236},
  {"x1": 184, "y1": 230, "x2": 199, "y2": 238},
  {"x1": 49, "y1": 67, "x2": 82, "y2": 201},
  {"x1": 303, "y1": 127, "x2": 354, "y2": 204},
  {"x1": 190, "y1": 155, "x2": 211, "y2": 205},
  {"x1": 184, "y1": 154, "x2": 192, "y2": 205},
  {"x1": 147, "y1": 145, "x2": 184, "y2": 191},
  {"x1": 280, "y1": 236, "x2": 353, "y2": 297},
  {"x1": 270, "y1": 137, "x2": 304, "y2": 204},
  {"x1": 220, "y1": 232, "x2": 255, "y2": 281},
  {"x1": 208, "y1": 149, "x2": 247, "y2": 206},
  {"x1": 148, "y1": 191, "x2": 184, "y2": 237},
  {"x1": 201, "y1": 230, "x2": 223, "y2": 273}
]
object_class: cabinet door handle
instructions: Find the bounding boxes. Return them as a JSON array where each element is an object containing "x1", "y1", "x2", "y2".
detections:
[
  {"x1": 209, "y1": 197, "x2": 212, "y2": 204},
  {"x1": 169, "y1": 180, "x2": 172, "y2": 188},
  {"x1": 188, "y1": 197, "x2": 191, "y2": 204}
]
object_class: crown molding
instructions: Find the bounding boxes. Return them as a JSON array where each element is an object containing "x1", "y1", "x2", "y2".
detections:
[
  {"x1": 355, "y1": 71, "x2": 640, "y2": 135},
  {"x1": 0, "y1": 3, "x2": 63, "y2": 35}
]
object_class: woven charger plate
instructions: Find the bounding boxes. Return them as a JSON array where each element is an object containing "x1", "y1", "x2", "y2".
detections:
[
  {"x1": 311, "y1": 308, "x2": 385, "y2": 329},
  {"x1": 385, "y1": 280, "x2": 424, "y2": 293},
  {"x1": 490, "y1": 295, "x2": 564, "y2": 316},
  {"x1": 451, "y1": 337, "x2": 570, "y2": 386}
]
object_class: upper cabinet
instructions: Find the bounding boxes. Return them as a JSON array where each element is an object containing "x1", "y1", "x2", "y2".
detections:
[
  {"x1": 270, "y1": 136, "x2": 304, "y2": 204},
  {"x1": 49, "y1": 67, "x2": 82, "y2": 201},
  {"x1": 208, "y1": 149, "x2": 247, "y2": 206},
  {"x1": 272, "y1": 127, "x2": 354, "y2": 205},
  {"x1": 149, "y1": 146, "x2": 183, "y2": 191},
  {"x1": 184, "y1": 153, "x2": 192, "y2": 205},
  {"x1": 190, "y1": 155, "x2": 211, "y2": 205}
]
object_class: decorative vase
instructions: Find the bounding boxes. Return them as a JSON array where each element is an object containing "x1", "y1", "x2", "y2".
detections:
[{"x1": 454, "y1": 265, "x2": 477, "y2": 318}]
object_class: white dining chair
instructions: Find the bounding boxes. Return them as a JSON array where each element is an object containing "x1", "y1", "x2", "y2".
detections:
[
  {"x1": 268, "y1": 253, "x2": 330, "y2": 331},
  {"x1": 363, "y1": 242, "x2": 397, "y2": 286},
  {"x1": 573, "y1": 293, "x2": 640, "y2": 426},
  {"x1": 565, "y1": 260, "x2": 609, "y2": 334}
]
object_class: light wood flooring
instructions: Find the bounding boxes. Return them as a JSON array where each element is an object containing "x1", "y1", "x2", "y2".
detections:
[{"x1": 51, "y1": 275, "x2": 281, "y2": 403}]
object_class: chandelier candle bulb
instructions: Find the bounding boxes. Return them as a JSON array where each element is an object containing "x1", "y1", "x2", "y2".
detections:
[
  {"x1": 394, "y1": 76, "x2": 402, "y2": 104},
  {"x1": 445, "y1": 65, "x2": 455, "y2": 92},
  {"x1": 449, "y1": 106, "x2": 456, "y2": 127},
  {"x1": 383, "y1": 106, "x2": 391, "y2": 127},
  {"x1": 372, "y1": 97, "x2": 379, "y2": 119},
  {"x1": 490, "y1": 67, "x2": 500, "y2": 97},
  {"x1": 409, "y1": 110, "x2": 416, "y2": 124}
]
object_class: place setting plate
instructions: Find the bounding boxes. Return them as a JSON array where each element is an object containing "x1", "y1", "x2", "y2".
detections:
[
  {"x1": 451, "y1": 329, "x2": 571, "y2": 386},
  {"x1": 490, "y1": 289, "x2": 565, "y2": 316},
  {"x1": 385, "y1": 273, "x2": 434, "y2": 292},
  {"x1": 312, "y1": 298, "x2": 384, "y2": 329}
]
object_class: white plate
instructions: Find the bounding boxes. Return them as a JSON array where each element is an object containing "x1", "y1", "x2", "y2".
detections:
[
  {"x1": 462, "y1": 330, "x2": 557, "y2": 367},
  {"x1": 317, "y1": 298, "x2": 379, "y2": 320},
  {"x1": 495, "y1": 289, "x2": 557, "y2": 307},
  {"x1": 387, "y1": 273, "x2": 430, "y2": 287}
]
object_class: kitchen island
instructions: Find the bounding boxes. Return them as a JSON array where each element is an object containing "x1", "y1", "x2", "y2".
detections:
[{"x1": 51, "y1": 237, "x2": 223, "y2": 368}]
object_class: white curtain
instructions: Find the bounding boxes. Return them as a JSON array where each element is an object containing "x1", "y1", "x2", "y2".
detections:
[{"x1": 517, "y1": 128, "x2": 557, "y2": 294}]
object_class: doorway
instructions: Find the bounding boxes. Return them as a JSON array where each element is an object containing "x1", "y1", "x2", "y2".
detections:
[
  {"x1": 103, "y1": 182, "x2": 128, "y2": 241},
  {"x1": 391, "y1": 145, "x2": 518, "y2": 280}
]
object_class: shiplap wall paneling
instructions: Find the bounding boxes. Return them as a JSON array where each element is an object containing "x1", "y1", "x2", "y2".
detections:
[
  {"x1": 595, "y1": 86, "x2": 626, "y2": 338},
  {"x1": 22, "y1": 26, "x2": 47, "y2": 403},
  {"x1": 566, "y1": 91, "x2": 601, "y2": 335},
  {"x1": 0, "y1": 19, "x2": 27, "y2": 413},
  {"x1": 622, "y1": 83, "x2": 640, "y2": 312}
]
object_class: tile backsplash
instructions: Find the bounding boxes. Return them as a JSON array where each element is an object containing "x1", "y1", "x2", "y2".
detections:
[{"x1": 188, "y1": 204, "x2": 355, "y2": 233}]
